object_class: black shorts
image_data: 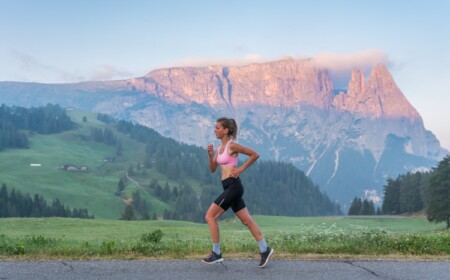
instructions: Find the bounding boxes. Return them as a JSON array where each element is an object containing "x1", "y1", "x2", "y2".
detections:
[{"x1": 213, "y1": 177, "x2": 246, "y2": 213}]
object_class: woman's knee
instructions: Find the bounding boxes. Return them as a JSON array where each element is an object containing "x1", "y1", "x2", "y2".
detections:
[
  {"x1": 205, "y1": 213, "x2": 214, "y2": 223},
  {"x1": 240, "y1": 217, "x2": 253, "y2": 226},
  {"x1": 205, "y1": 210, "x2": 220, "y2": 224}
]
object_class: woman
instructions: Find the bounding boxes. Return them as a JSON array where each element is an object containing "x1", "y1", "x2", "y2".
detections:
[{"x1": 202, "y1": 117, "x2": 274, "y2": 268}]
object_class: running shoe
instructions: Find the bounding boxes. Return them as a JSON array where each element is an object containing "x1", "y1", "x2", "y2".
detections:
[
  {"x1": 201, "y1": 251, "x2": 224, "y2": 264},
  {"x1": 258, "y1": 247, "x2": 274, "y2": 268}
]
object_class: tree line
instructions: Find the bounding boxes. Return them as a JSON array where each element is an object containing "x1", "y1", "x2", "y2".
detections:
[
  {"x1": 0, "y1": 104, "x2": 75, "y2": 150},
  {"x1": 351, "y1": 155, "x2": 449, "y2": 229},
  {"x1": 426, "y1": 155, "x2": 450, "y2": 228},
  {"x1": 115, "y1": 119, "x2": 341, "y2": 222},
  {"x1": 0, "y1": 183, "x2": 94, "y2": 219},
  {"x1": 90, "y1": 127, "x2": 117, "y2": 146},
  {"x1": 348, "y1": 197, "x2": 381, "y2": 216},
  {"x1": 381, "y1": 171, "x2": 429, "y2": 215}
]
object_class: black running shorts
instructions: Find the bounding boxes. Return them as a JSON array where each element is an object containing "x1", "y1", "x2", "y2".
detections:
[{"x1": 213, "y1": 177, "x2": 246, "y2": 213}]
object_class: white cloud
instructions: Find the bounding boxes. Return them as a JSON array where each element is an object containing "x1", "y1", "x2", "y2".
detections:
[
  {"x1": 163, "y1": 50, "x2": 392, "y2": 88},
  {"x1": 12, "y1": 50, "x2": 84, "y2": 83},
  {"x1": 10, "y1": 50, "x2": 137, "y2": 83},
  {"x1": 311, "y1": 50, "x2": 391, "y2": 71},
  {"x1": 89, "y1": 65, "x2": 134, "y2": 81},
  {"x1": 311, "y1": 50, "x2": 392, "y2": 89},
  {"x1": 163, "y1": 54, "x2": 270, "y2": 68},
  {"x1": 364, "y1": 189, "x2": 382, "y2": 204}
]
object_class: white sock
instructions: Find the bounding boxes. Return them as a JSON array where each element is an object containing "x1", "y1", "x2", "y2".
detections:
[
  {"x1": 258, "y1": 239, "x2": 267, "y2": 253},
  {"x1": 213, "y1": 243, "x2": 221, "y2": 255}
]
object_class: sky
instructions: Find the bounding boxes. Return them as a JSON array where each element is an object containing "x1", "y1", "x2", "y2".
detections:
[{"x1": 1, "y1": 0, "x2": 449, "y2": 150}]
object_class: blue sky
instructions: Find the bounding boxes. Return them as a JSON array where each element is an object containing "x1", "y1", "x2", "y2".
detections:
[{"x1": 1, "y1": 0, "x2": 449, "y2": 150}]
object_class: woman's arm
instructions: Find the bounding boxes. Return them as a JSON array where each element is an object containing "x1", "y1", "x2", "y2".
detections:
[
  {"x1": 229, "y1": 142, "x2": 259, "y2": 178},
  {"x1": 208, "y1": 144, "x2": 218, "y2": 173}
]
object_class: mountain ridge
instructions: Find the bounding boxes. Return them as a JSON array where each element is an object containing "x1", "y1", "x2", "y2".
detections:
[{"x1": 0, "y1": 58, "x2": 447, "y2": 206}]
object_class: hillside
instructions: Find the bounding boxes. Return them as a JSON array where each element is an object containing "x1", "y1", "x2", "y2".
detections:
[
  {"x1": 0, "y1": 110, "x2": 167, "y2": 219},
  {"x1": 1, "y1": 59, "x2": 447, "y2": 208},
  {"x1": 0, "y1": 106, "x2": 340, "y2": 219}
]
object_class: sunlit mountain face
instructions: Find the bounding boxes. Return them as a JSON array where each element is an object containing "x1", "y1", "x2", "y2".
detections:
[{"x1": 1, "y1": 59, "x2": 447, "y2": 207}]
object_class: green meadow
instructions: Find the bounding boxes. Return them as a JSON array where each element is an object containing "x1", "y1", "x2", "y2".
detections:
[
  {"x1": 0, "y1": 216, "x2": 448, "y2": 259},
  {"x1": 0, "y1": 111, "x2": 175, "y2": 219},
  {"x1": 1, "y1": 110, "x2": 448, "y2": 260}
]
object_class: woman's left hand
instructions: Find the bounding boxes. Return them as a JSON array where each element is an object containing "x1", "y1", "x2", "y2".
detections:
[{"x1": 230, "y1": 167, "x2": 242, "y2": 178}]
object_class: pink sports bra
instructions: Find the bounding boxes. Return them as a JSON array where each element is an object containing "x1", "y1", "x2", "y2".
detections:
[{"x1": 216, "y1": 141, "x2": 238, "y2": 166}]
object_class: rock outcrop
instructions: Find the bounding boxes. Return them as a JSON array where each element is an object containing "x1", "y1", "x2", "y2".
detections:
[
  {"x1": 0, "y1": 58, "x2": 447, "y2": 206},
  {"x1": 333, "y1": 64, "x2": 420, "y2": 120},
  {"x1": 130, "y1": 59, "x2": 333, "y2": 109}
]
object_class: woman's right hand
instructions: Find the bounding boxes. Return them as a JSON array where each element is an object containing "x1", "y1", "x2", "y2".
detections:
[
  {"x1": 207, "y1": 144, "x2": 218, "y2": 173},
  {"x1": 207, "y1": 144, "x2": 214, "y2": 158}
]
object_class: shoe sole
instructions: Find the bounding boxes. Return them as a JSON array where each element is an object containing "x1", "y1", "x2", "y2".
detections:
[
  {"x1": 258, "y1": 248, "x2": 274, "y2": 268},
  {"x1": 201, "y1": 258, "x2": 224, "y2": 264}
]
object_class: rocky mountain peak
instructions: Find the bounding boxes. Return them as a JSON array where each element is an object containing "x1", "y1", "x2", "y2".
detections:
[
  {"x1": 367, "y1": 63, "x2": 396, "y2": 90},
  {"x1": 133, "y1": 59, "x2": 334, "y2": 109},
  {"x1": 332, "y1": 64, "x2": 420, "y2": 121},
  {"x1": 0, "y1": 58, "x2": 447, "y2": 206},
  {"x1": 365, "y1": 63, "x2": 420, "y2": 120},
  {"x1": 347, "y1": 69, "x2": 366, "y2": 98}
]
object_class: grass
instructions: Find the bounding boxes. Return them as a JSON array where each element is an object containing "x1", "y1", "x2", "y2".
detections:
[
  {"x1": 0, "y1": 111, "x2": 180, "y2": 219},
  {"x1": 0, "y1": 216, "x2": 448, "y2": 260},
  {"x1": 1, "y1": 111, "x2": 448, "y2": 260}
]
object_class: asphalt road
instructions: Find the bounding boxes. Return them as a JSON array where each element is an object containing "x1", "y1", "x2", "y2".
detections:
[{"x1": 0, "y1": 259, "x2": 449, "y2": 280}]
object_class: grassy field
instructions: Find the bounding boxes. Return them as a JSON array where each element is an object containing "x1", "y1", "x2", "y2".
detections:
[
  {"x1": 1, "y1": 111, "x2": 449, "y2": 260},
  {"x1": 0, "y1": 111, "x2": 177, "y2": 219},
  {"x1": 0, "y1": 216, "x2": 448, "y2": 260}
]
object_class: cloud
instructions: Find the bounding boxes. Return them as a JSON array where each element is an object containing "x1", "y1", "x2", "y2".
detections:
[
  {"x1": 364, "y1": 189, "x2": 382, "y2": 204},
  {"x1": 311, "y1": 50, "x2": 392, "y2": 88},
  {"x1": 89, "y1": 65, "x2": 134, "y2": 81},
  {"x1": 311, "y1": 50, "x2": 391, "y2": 71},
  {"x1": 11, "y1": 50, "x2": 136, "y2": 83},
  {"x1": 12, "y1": 50, "x2": 85, "y2": 83},
  {"x1": 165, "y1": 50, "x2": 393, "y2": 89},
  {"x1": 163, "y1": 54, "x2": 271, "y2": 68}
]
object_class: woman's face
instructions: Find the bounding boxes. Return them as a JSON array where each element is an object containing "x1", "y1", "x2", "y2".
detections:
[{"x1": 214, "y1": 122, "x2": 228, "y2": 139}]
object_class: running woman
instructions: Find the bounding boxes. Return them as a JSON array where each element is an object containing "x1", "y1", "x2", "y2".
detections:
[{"x1": 202, "y1": 117, "x2": 274, "y2": 268}]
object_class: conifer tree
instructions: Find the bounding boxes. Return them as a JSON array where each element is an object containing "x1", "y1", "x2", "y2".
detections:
[
  {"x1": 426, "y1": 156, "x2": 450, "y2": 229},
  {"x1": 121, "y1": 205, "x2": 136, "y2": 220},
  {"x1": 382, "y1": 178, "x2": 401, "y2": 214},
  {"x1": 348, "y1": 197, "x2": 362, "y2": 215}
]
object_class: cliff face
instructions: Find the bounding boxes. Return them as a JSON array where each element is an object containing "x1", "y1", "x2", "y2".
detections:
[
  {"x1": 0, "y1": 59, "x2": 447, "y2": 206},
  {"x1": 131, "y1": 59, "x2": 333, "y2": 109},
  {"x1": 333, "y1": 64, "x2": 420, "y2": 120},
  {"x1": 130, "y1": 59, "x2": 420, "y2": 122}
]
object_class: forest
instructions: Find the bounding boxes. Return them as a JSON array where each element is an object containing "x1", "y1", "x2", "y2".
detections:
[
  {"x1": 115, "y1": 119, "x2": 342, "y2": 221},
  {"x1": 348, "y1": 155, "x2": 449, "y2": 228},
  {"x1": 0, "y1": 183, "x2": 93, "y2": 218},
  {"x1": 2, "y1": 104, "x2": 342, "y2": 221},
  {"x1": 0, "y1": 104, "x2": 75, "y2": 150}
]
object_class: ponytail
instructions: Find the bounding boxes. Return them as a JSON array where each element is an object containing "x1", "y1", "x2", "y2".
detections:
[{"x1": 217, "y1": 117, "x2": 238, "y2": 140}]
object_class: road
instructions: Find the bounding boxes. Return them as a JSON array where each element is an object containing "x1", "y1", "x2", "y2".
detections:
[{"x1": 0, "y1": 259, "x2": 449, "y2": 280}]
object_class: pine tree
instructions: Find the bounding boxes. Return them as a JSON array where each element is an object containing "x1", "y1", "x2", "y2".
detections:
[
  {"x1": 399, "y1": 172, "x2": 423, "y2": 214},
  {"x1": 426, "y1": 156, "x2": 450, "y2": 229},
  {"x1": 361, "y1": 199, "x2": 375, "y2": 215},
  {"x1": 0, "y1": 189, "x2": 8, "y2": 217},
  {"x1": 382, "y1": 178, "x2": 401, "y2": 214},
  {"x1": 116, "y1": 141, "x2": 123, "y2": 156},
  {"x1": 376, "y1": 206, "x2": 382, "y2": 215},
  {"x1": 116, "y1": 177, "x2": 126, "y2": 196},
  {"x1": 348, "y1": 197, "x2": 362, "y2": 215},
  {"x1": 121, "y1": 205, "x2": 136, "y2": 220}
]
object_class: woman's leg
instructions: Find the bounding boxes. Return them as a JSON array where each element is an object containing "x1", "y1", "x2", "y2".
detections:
[
  {"x1": 205, "y1": 203, "x2": 225, "y2": 243},
  {"x1": 234, "y1": 207, "x2": 263, "y2": 241}
]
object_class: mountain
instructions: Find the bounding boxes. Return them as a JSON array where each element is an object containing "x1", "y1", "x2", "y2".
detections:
[
  {"x1": 0, "y1": 58, "x2": 447, "y2": 207},
  {"x1": 0, "y1": 105, "x2": 340, "y2": 219}
]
